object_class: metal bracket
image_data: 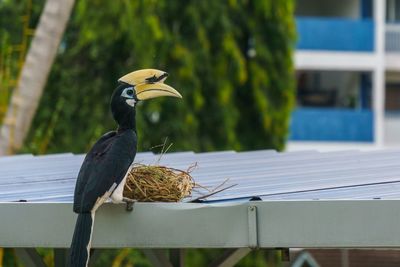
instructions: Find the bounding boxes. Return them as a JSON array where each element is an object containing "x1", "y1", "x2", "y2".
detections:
[{"x1": 248, "y1": 205, "x2": 258, "y2": 249}]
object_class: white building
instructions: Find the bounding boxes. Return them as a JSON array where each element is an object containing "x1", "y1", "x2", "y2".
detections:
[{"x1": 288, "y1": 0, "x2": 400, "y2": 150}]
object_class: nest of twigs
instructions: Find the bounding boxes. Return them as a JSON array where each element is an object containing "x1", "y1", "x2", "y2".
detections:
[{"x1": 123, "y1": 164, "x2": 195, "y2": 202}]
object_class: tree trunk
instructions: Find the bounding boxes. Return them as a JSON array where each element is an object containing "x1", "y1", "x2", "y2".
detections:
[{"x1": 0, "y1": 0, "x2": 75, "y2": 155}]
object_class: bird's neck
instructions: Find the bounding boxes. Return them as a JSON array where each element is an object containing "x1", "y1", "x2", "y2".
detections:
[{"x1": 116, "y1": 109, "x2": 136, "y2": 132}]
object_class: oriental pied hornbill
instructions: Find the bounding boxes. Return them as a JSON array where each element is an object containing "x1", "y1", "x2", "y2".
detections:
[{"x1": 68, "y1": 69, "x2": 182, "y2": 267}]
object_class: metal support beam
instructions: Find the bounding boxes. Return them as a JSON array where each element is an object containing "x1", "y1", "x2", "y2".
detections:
[
  {"x1": 290, "y1": 251, "x2": 320, "y2": 267},
  {"x1": 6, "y1": 200, "x2": 400, "y2": 249},
  {"x1": 169, "y1": 249, "x2": 185, "y2": 267},
  {"x1": 14, "y1": 248, "x2": 46, "y2": 267},
  {"x1": 142, "y1": 249, "x2": 173, "y2": 267},
  {"x1": 54, "y1": 248, "x2": 68, "y2": 267},
  {"x1": 209, "y1": 248, "x2": 252, "y2": 267}
]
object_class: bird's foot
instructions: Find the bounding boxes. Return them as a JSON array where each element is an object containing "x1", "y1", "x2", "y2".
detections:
[{"x1": 123, "y1": 197, "x2": 136, "y2": 212}]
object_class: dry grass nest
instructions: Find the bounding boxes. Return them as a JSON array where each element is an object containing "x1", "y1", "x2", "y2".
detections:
[{"x1": 123, "y1": 163, "x2": 196, "y2": 202}]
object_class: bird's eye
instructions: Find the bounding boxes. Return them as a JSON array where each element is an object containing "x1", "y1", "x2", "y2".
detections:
[{"x1": 121, "y1": 87, "x2": 135, "y2": 98}]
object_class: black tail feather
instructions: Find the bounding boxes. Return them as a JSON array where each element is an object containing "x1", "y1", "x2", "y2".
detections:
[{"x1": 69, "y1": 213, "x2": 94, "y2": 267}]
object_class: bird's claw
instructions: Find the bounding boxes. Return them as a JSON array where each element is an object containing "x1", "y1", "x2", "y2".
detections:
[
  {"x1": 123, "y1": 197, "x2": 136, "y2": 212},
  {"x1": 126, "y1": 202, "x2": 134, "y2": 211}
]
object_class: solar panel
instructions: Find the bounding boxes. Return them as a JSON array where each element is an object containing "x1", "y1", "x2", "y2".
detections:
[{"x1": 0, "y1": 149, "x2": 400, "y2": 202}]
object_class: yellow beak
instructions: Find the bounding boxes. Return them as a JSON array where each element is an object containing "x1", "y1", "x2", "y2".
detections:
[
  {"x1": 118, "y1": 69, "x2": 182, "y2": 100},
  {"x1": 134, "y1": 82, "x2": 182, "y2": 100}
]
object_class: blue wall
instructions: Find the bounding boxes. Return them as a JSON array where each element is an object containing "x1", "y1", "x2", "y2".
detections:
[
  {"x1": 290, "y1": 108, "x2": 373, "y2": 142},
  {"x1": 296, "y1": 17, "x2": 374, "y2": 51}
]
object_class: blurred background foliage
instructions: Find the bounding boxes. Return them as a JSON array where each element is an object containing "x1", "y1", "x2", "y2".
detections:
[
  {"x1": 0, "y1": 0, "x2": 39, "y2": 124},
  {"x1": 1, "y1": 0, "x2": 295, "y2": 266},
  {"x1": 16, "y1": 0, "x2": 296, "y2": 154}
]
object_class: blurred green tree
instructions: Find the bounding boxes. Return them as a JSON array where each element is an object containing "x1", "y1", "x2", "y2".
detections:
[
  {"x1": 0, "y1": 0, "x2": 75, "y2": 155},
  {"x1": 0, "y1": 0, "x2": 37, "y2": 123},
  {"x1": 22, "y1": 0, "x2": 295, "y2": 154}
]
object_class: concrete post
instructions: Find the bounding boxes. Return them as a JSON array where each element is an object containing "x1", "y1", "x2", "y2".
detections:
[{"x1": 373, "y1": 0, "x2": 386, "y2": 147}]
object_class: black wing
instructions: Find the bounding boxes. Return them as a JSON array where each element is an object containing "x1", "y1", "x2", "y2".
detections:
[{"x1": 73, "y1": 130, "x2": 137, "y2": 213}]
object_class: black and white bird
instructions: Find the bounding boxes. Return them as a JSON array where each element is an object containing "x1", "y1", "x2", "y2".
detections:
[{"x1": 68, "y1": 69, "x2": 182, "y2": 267}]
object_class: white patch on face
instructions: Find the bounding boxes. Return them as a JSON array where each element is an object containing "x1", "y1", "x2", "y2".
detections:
[{"x1": 126, "y1": 99, "x2": 136, "y2": 107}]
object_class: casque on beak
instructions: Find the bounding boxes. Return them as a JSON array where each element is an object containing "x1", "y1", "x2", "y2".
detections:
[{"x1": 118, "y1": 69, "x2": 182, "y2": 100}]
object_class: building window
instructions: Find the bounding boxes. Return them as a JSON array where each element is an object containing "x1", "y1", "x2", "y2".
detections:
[
  {"x1": 387, "y1": 0, "x2": 400, "y2": 22},
  {"x1": 296, "y1": 71, "x2": 370, "y2": 109}
]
